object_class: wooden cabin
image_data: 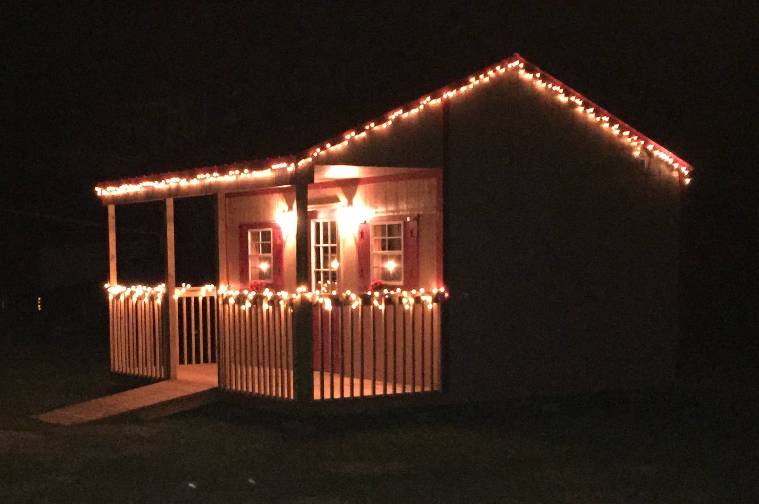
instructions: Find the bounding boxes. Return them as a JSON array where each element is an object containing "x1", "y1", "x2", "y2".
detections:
[{"x1": 96, "y1": 54, "x2": 691, "y2": 409}]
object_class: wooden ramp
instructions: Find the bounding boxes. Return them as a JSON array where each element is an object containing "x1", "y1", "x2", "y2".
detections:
[{"x1": 35, "y1": 377, "x2": 218, "y2": 426}]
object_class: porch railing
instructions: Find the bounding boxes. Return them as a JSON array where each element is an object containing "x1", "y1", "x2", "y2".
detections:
[
  {"x1": 217, "y1": 295, "x2": 293, "y2": 399},
  {"x1": 107, "y1": 284, "x2": 445, "y2": 402},
  {"x1": 107, "y1": 286, "x2": 167, "y2": 379},
  {"x1": 313, "y1": 294, "x2": 442, "y2": 400},
  {"x1": 176, "y1": 286, "x2": 217, "y2": 365}
]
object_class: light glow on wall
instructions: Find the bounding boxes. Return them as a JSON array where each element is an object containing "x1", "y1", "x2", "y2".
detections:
[
  {"x1": 275, "y1": 207, "x2": 297, "y2": 239},
  {"x1": 321, "y1": 165, "x2": 361, "y2": 179},
  {"x1": 336, "y1": 203, "x2": 374, "y2": 235}
]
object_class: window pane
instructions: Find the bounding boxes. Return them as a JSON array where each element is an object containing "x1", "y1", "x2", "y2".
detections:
[
  {"x1": 387, "y1": 224, "x2": 402, "y2": 237},
  {"x1": 261, "y1": 230, "x2": 271, "y2": 242},
  {"x1": 261, "y1": 242, "x2": 271, "y2": 254},
  {"x1": 388, "y1": 238, "x2": 402, "y2": 251}
]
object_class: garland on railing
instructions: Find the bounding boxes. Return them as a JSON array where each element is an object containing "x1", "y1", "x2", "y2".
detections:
[
  {"x1": 103, "y1": 283, "x2": 448, "y2": 310},
  {"x1": 105, "y1": 283, "x2": 166, "y2": 301},
  {"x1": 216, "y1": 285, "x2": 448, "y2": 311}
]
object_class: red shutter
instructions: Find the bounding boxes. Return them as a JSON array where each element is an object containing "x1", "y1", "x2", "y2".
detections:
[
  {"x1": 403, "y1": 218, "x2": 419, "y2": 288},
  {"x1": 357, "y1": 222, "x2": 371, "y2": 290},
  {"x1": 239, "y1": 225, "x2": 249, "y2": 288},
  {"x1": 272, "y1": 224, "x2": 284, "y2": 290}
]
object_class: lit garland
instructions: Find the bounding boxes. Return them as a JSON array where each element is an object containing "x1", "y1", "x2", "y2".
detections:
[
  {"x1": 104, "y1": 283, "x2": 448, "y2": 310},
  {"x1": 95, "y1": 53, "x2": 691, "y2": 198},
  {"x1": 95, "y1": 162, "x2": 295, "y2": 198},
  {"x1": 104, "y1": 283, "x2": 166, "y2": 302}
]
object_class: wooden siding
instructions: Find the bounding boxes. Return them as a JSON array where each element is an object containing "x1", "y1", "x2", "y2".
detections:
[
  {"x1": 304, "y1": 69, "x2": 681, "y2": 400},
  {"x1": 222, "y1": 174, "x2": 442, "y2": 292}
]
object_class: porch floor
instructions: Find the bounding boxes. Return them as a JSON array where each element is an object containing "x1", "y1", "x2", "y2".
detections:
[{"x1": 34, "y1": 367, "x2": 217, "y2": 426}]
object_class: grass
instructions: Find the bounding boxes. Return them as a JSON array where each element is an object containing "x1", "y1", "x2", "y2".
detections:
[{"x1": 0, "y1": 337, "x2": 756, "y2": 503}]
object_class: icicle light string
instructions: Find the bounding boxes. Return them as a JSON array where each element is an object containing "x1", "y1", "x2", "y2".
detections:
[{"x1": 95, "y1": 54, "x2": 691, "y2": 198}]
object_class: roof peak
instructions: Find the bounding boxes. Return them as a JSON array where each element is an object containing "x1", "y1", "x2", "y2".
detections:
[{"x1": 96, "y1": 53, "x2": 692, "y2": 198}]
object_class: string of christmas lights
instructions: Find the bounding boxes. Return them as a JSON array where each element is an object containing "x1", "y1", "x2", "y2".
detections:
[
  {"x1": 105, "y1": 283, "x2": 166, "y2": 301},
  {"x1": 104, "y1": 283, "x2": 448, "y2": 310},
  {"x1": 95, "y1": 53, "x2": 691, "y2": 198}
]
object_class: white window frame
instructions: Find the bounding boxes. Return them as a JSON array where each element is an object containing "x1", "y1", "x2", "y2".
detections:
[
  {"x1": 311, "y1": 219, "x2": 340, "y2": 291},
  {"x1": 248, "y1": 227, "x2": 273, "y2": 283},
  {"x1": 370, "y1": 220, "x2": 404, "y2": 286}
]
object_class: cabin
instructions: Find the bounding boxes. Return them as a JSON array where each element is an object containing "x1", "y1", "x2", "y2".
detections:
[{"x1": 95, "y1": 54, "x2": 691, "y2": 410}]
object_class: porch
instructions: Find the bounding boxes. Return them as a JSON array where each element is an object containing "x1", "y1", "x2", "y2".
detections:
[{"x1": 100, "y1": 161, "x2": 446, "y2": 406}]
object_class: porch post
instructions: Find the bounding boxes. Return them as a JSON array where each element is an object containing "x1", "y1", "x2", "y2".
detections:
[
  {"x1": 164, "y1": 198, "x2": 179, "y2": 379},
  {"x1": 107, "y1": 204, "x2": 117, "y2": 285},
  {"x1": 292, "y1": 176, "x2": 313, "y2": 401},
  {"x1": 216, "y1": 192, "x2": 228, "y2": 286}
]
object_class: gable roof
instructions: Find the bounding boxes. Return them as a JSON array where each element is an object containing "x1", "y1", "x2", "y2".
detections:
[{"x1": 95, "y1": 53, "x2": 692, "y2": 199}]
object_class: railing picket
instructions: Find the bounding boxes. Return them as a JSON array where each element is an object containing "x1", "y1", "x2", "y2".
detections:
[
  {"x1": 359, "y1": 305, "x2": 364, "y2": 397},
  {"x1": 429, "y1": 304, "x2": 435, "y2": 391},
  {"x1": 329, "y1": 305, "x2": 334, "y2": 400},
  {"x1": 197, "y1": 296, "x2": 204, "y2": 364},
  {"x1": 402, "y1": 304, "x2": 407, "y2": 393},
  {"x1": 319, "y1": 306, "x2": 324, "y2": 400},
  {"x1": 383, "y1": 303, "x2": 388, "y2": 396},
  {"x1": 154, "y1": 299, "x2": 162, "y2": 377},
  {"x1": 273, "y1": 303, "x2": 280, "y2": 397},
  {"x1": 349, "y1": 306, "x2": 354, "y2": 398},
  {"x1": 190, "y1": 296, "x2": 196, "y2": 365},
  {"x1": 411, "y1": 301, "x2": 416, "y2": 392},
  {"x1": 286, "y1": 306, "x2": 292, "y2": 399},
  {"x1": 371, "y1": 306, "x2": 376, "y2": 397},
  {"x1": 339, "y1": 304, "x2": 345, "y2": 399},
  {"x1": 206, "y1": 296, "x2": 213, "y2": 363},
  {"x1": 421, "y1": 302, "x2": 426, "y2": 392},
  {"x1": 393, "y1": 304, "x2": 397, "y2": 394}
]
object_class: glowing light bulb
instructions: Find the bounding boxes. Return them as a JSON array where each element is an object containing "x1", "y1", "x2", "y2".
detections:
[
  {"x1": 259, "y1": 261, "x2": 270, "y2": 272},
  {"x1": 330, "y1": 259, "x2": 340, "y2": 270},
  {"x1": 384, "y1": 259, "x2": 398, "y2": 273}
]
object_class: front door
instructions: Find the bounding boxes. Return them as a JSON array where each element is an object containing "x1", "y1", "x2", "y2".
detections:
[
  {"x1": 310, "y1": 219, "x2": 339, "y2": 291},
  {"x1": 310, "y1": 218, "x2": 341, "y2": 373}
]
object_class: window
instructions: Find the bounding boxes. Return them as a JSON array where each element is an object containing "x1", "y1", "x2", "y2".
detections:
[
  {"x1": 312, "y1": 220, "x2": 339, "y2": 290},
  {"x1": 371, "y1": 222, "x2": 403, "y2": 284},
  {"x1": 248, "y1": 228, "x2": 273, "y2": 282}
]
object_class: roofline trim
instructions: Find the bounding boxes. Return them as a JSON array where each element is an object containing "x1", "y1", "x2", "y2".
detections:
[{"x1": 95, "y1": 53, "x2": 692, "y2": 199}]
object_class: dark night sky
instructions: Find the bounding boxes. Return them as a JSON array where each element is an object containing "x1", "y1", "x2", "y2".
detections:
[{"x1": 1, "y1": 2, "x2": 756, "y2": 353}]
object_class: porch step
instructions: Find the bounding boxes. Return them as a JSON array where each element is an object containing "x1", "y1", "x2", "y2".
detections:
[{"x1": 34, "y1": 380, "x2": 218, "y2": 425}]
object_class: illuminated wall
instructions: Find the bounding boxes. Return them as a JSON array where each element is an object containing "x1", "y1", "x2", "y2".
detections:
[{"x1": 222, "y1": 174, "x2": 441, "y2": 292}]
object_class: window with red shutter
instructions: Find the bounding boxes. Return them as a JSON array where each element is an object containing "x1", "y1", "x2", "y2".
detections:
[{"x1": 239, "y1": 222, "x2": 284, "y2": 290}]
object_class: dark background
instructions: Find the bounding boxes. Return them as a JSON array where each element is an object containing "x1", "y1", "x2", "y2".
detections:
[{"x1": 1, "y1": 2, "x2": 756, "y2": 393}]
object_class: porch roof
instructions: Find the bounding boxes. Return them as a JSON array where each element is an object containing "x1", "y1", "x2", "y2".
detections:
[
  {"x1": 95, "y1": 53, "x2": 693, "y2": 205},
  {"x1": 95, "y1": 157, "x2": 302, "y2": 204}
]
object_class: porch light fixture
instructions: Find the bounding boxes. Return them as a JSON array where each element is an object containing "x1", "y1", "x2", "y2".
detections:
[
  {"x1": 336, "y1": 203, "x2": 374, "y2": 235},
  {"x1": 275, "y1": 208, "x2": 297, "y2": 239}
]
